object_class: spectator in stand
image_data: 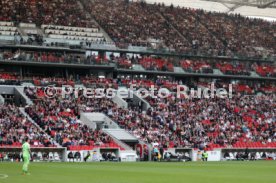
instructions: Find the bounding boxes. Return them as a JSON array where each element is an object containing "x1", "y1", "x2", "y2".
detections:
[
  {"x1": 82, "y1": 0, "x2": 191, "y2": 52},
  {"x1": 0, "y1": 0, "x2": 96, "y2": 27},
  {"x1": 81, "y1": 0, "x2": 275, "y2": 58},
  {"x1": 24, "y1": 87, "x2": 114, "y2": 148},
  {"x1": 9, "y1": 76, "x2": 276, "y2": 150},
  {"x1": 0, "y1": 104, "x2": 53, "y2": 147}
]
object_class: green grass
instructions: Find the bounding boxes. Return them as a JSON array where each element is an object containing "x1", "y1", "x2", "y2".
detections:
[{"x1": 0, "y1": 161, "x2": 275, "y2": 183}]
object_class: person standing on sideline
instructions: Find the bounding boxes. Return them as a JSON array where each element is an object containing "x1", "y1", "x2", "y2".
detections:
[
  {"x1": 202, "y1": 151, "x2": 208, "y2": 161},
  {"x1": 22, "y1": 137, "x2": 31, "y2": 175}
]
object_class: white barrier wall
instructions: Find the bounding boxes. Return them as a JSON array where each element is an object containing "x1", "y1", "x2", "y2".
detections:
[
  {"x1": 119, "y1": 151, "x2": 138, "y2": 162},
  {"x1": 192, "y1": 149, "x2": 221, "y2": 161},
  {"x1": 207, "y1": 150, "x2": 222, "y2": 161}
]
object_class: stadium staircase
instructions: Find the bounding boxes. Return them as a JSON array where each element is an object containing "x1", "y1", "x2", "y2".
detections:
[
  {"x1": 80, "y1": 112, "x2": 137, "y2": 151},
  {"x1": 80, "y1": 112, "x2": 120, "y2": 130},
  {"x1": 132, "y1": 91, "x2": 151, "y2": 111},
  {"x1": 15, "y1": 86, "x2": 33, "y2": 105},
  {"x1": 113, "y1": 89, "x2": 128, "y2": 108},
  {"x1": 0, "y1": 94, "x2": 4, "y2": 104},
  {"x1": 103, "y1": 129, "x2": 138, "y2": 151},
  {"x1": 157, "y1": 11, "x2": 190, "y2": 46},
  {"x1": 77, "y1": 0, "x2": 114, "y2": 43},
  {"x1": 193, "y1": 15, "x2": 231, "y2": 52},
  {"x1": 19, "y1": 107, "x2": 62, "y2": 148}
]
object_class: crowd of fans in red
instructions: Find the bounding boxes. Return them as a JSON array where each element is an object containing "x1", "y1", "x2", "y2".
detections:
[
  {"x1": 216, "y1": 62, "x2": 250, "y2": 76},
  {"x1": 255, "y1": 64, "x2": 276, "y2": 78},
  {"x1": 180, "y1": 60, "x2": 213, "y2": 73},
  {"x1": 1, "y1": 50, "x2": 275, "y2": 78},
  {"x1": 0, "y1": 72, "x2": 21, "y2": 85},
  {"x1": 24, "y1": 87, "x2": 123, "y2": 150},
  {"x1": 140, "y1": 83, "x2": 275, "y2": 148},
  {"x1": 109, "y1": 53, "x2": 276, "y2": 76},
  {"x1": 0, "y1": 0, "x2": 275, "y2": 151},
  {"x1": 18, "y1": 79, "x2": 275, "y2": 150},
  {"x1": 0, "y1": 104, "x2": 54, "y2": 147},
  {"x1": 0, "y1": 75, "x2": 275, "y2": 150}
]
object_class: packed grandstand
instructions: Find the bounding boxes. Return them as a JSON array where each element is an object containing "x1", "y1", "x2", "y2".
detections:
[{"x1": 0, "y1": 0, "x2": 275, "y2": 162}]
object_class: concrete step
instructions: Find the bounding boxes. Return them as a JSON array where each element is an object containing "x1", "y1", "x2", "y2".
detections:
[
  {"x1": 77, "y1": 0, "x2": 114, "y2": 43},
  {"x1": 15, "y1": 86, "x2": 33, "y2": 105},
  {"x1": 103, "y1": 129, "x2": 137, "y2": 151}
]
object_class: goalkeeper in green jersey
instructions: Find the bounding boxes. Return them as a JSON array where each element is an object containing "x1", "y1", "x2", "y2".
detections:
[{"x1": 22, "y1": 137, "x2": 31, "y2": 175}]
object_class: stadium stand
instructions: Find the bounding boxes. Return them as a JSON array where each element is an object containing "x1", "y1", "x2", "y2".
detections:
[
  {"x1": 139, "y1": 56, "x2": 174, "y2": 72},
  {"x1": 82, "y1": 0, "x2": 191, "y2": 51},
  {"x1": 216, "y1": 62, "x2": 250, "y2": 76},
  {"x1": 0, "y1": 72, "x2": 21, "y2": 85},
  {"x1": 80, "y1": 0, "x2": 275, "y2": 58},
  {"x1": 159, "y1": 5, "x2": 228, "y2": 56},
  {"x1": 180, "y1": 60, "x2": 213, "y2": 73},
  {"x1": 24, "y1": 87, "x2": 124, "y2": 150},
  {"x1": 0, "y1": 21, "x2": 18, "y2": 36},
  {"x1": 42, "y1": 24, "x2": 105, "y2": 42},
  {"x1": 254, "y1": 63, "x2": 276, "y2": 77},
  {"x1": 0, "y1": 0, "x2": 275, "y2": 163},
  {"x1": 0, "y1": 0, "x2": 94, "y2": 27},
  {"x1": 0, "y1": 103, "x2": 55, "y2": 147},
  {"x1": 19, "y1": 78, "x2": 275, "y2": 150},
  {"x1": 193, "y1": 9, "x2": 275, "y2": 58},
  {"x1": 139, "y1": 93, "x2": 275, "y2": 149}
]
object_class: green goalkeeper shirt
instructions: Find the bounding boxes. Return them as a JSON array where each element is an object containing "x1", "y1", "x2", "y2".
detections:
[{"x1": 22, "y1": 142, "x2": 30, "y2": 156}]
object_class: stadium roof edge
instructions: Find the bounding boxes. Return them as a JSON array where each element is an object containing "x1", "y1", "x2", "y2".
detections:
[{"x1": 145, "y1": 0, "x2": 276, "y2": 20}]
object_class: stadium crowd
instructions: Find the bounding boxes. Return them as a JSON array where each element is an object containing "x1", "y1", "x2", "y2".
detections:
[
  {"x1": 0, "y1": 0, "x2": 274, "y2": 59},
  {"x1": 0, "y1": 49, "x2": 112, "y2": 65},
  {"x1": 0, "y1": 104, "x2": 54, "y2": 147},
  {"x1": 2, "y1": 49, "x2": 274, "y2": 77},
  {"x1": 20, "y1": 78, "x2": 276, "y2": 150},
  {"x1": 141, "y1": 94, "x2": 275, "y2": 149},
  {"x1": 82, "y1": 0, "x2": 192, "y2": 51},
  {"x1": 0, "y1": 0, "x2": 96, "y2": 27},
  {"x1": 81, "y1": 0, "x2": 275, "y2": 58},
  {"x1": 193, "y1": 9, "x2": 275, "y2": 58},
  {"x1": 0, "y1": 0, "x2": 275, "y2": 153},
  {"x1": 24, "y1": 87, "x2": 119, "y2": 149},
  {"x1": 159, "y1": 5, "x2": 228, "y2": 56}
]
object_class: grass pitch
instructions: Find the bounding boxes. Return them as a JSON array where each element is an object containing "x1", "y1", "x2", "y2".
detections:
[{"x1": 0, "y1": 161, "x2": 275, "y2": 183}]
